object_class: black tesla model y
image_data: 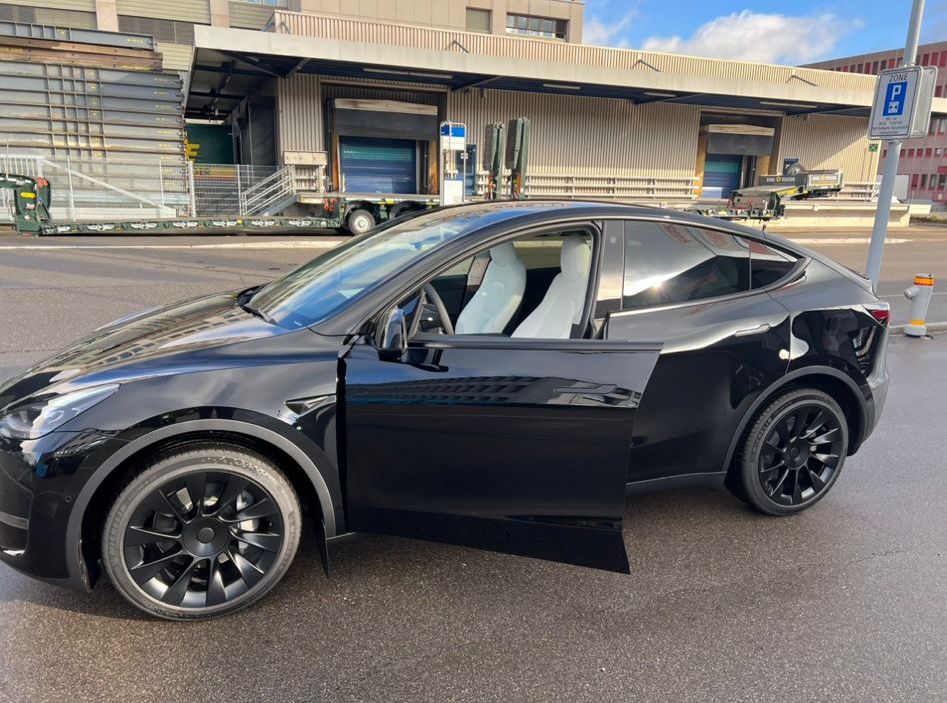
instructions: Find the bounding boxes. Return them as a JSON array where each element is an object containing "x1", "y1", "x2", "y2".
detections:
[{"x1": 0, "y1": 202, "x2": 890, "y2": 619}]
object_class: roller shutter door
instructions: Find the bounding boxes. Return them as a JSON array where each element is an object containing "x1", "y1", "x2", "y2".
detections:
[
  {"x1": 340, "y1": 136, "x2": 416, "y2": 194},
  {"x1": 702, "y1": 154, "x2": 743, "y2": 199}
]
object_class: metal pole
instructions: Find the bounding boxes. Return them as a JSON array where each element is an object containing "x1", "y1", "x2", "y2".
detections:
[{"x1": 866, "y1": 0, "x2": 925, "y2": 289}]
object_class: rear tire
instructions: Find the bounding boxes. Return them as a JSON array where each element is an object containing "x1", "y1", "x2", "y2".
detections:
[
  {"x1": 734, "y1": 388, "x2": 849, "y2": 516},
  {"x1": 102, "y1": 443, "x2": 301, "y2": 621}
]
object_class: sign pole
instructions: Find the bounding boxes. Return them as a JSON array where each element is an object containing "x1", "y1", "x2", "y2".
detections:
[{"x1": 866, "y1": 0, "x2": 925, "y2": 289}]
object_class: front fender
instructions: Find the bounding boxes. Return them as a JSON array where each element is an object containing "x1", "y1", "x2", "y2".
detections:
[{"x1": 64, "y1": 410, "x2": 343, "y2": 588}]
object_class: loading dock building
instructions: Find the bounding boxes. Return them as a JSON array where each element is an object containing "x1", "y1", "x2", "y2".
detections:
[{"x1": 186, "y1": 9, "x2": 947, "y2": 226}]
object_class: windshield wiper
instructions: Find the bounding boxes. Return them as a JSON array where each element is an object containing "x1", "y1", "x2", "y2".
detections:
[{"x1": 237, "y1": 289, "x2": 277, "y2": 325}]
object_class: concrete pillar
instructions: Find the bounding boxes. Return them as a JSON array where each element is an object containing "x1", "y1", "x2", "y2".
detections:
[
  {"x1": 209, "y1": 0, "x2": 230, "y2": 27},
  {"x1": 694, "y1": 132, "x2": 708, "y2": 198},
  {"x1": 94, "y1": 0, "x2": 118, "y2": 32}
]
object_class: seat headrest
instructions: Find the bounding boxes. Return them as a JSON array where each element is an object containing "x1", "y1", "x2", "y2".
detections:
[
  {"x1": 489, "y1": 242, "x2": 521, "y2": 267},
  {"x1": 560, "y1": 235, "x2": 591, "y2": 280}
]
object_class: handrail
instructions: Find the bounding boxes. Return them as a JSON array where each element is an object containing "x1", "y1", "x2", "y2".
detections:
[{"x1": 240, "y1": 165, "x2": 298, "y2": 215}]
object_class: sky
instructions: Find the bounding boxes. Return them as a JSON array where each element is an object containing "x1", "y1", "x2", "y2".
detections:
[{"x1": 582, "y1": 0, "x2": 947, "y2": 64}]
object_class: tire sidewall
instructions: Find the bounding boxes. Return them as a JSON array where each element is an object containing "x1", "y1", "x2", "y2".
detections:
[
  {"x1": 102, "y1": 447, "x2": 301, "y2": 621},
  {"x1": 347, "y1": 209, "x2": 374, "y2": 234},
  {"x1": 740, "y1": 390, "x2": 849, "y2": 516}
]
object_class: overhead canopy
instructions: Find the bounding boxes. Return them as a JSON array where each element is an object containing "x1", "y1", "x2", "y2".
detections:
[{"x1": 187, "y1": 26, "x2": 947, "y2": 121}]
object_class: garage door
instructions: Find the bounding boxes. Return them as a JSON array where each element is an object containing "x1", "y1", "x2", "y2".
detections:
[
  {"x1": 340, "y1": 136, "x2": 417, "y2": 194},
  {"x1": 702, "y1": 154, "x2": 743, "y2": 199}
]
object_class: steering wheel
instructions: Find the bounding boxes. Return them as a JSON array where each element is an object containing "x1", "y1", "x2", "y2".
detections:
[{"x1": 410, "y1": 283, "x2": 455, "y2": 336}]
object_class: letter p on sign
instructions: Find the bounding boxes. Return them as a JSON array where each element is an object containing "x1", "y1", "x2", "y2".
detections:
[{"x1": 884, "y1": 81, "x2": 907, "y2": 116}]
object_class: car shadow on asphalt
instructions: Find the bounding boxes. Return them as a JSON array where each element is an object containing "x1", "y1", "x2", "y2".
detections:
[{"x1": 0, "y1": 487, "x2": 756, "y2": 622}]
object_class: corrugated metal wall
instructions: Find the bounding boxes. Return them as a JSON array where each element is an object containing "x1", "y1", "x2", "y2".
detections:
[
  {"x1": 229, "y1": 1, "x2": 273, "y2": 29},
  {"x1": 116, "y1": 0, "x2": 210, "y2": 24},
  {"x1": 449, "y1": 89, "x2": 700, "y2": 178},
  {"x1": 156, "y1": 42, "x2": 193, "y2": 72},
  {"x1": 277, "y1": 76, "x2": 446, "y2": 155},
  {"x1": 6, "y1": 0, "x2": 95, "y2": 11},
  {"x1": 777, "y1": 114, "x2": 879, "y2": 182},
  {"x1": 277, "y1": 74, "x2": 323, "y2": 153}
]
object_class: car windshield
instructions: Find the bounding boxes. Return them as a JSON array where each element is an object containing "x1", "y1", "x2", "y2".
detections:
[{"x1": 246, "y1": 213, "x2": 472, "y2": 328}]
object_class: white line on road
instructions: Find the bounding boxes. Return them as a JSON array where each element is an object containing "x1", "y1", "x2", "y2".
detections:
[
  {"x1": 787, "y1": 238, "x2": 911, "y2": 245},
  {"x1": 0, "y1": 241, "x2": 340, "y2": 251}
]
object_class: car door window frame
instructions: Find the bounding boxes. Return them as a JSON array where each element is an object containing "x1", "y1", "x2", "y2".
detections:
[
  {"x1": 364, "y1": 220, "x2": 608, "y2": 344},
  {"x1": 611, "y1": 217, "x2": 809, "y2": 319}
]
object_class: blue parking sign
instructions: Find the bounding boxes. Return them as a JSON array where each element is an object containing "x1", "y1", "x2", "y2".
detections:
[{"x1": 883, "y1": 81, "x2": 907, "y2": 116}]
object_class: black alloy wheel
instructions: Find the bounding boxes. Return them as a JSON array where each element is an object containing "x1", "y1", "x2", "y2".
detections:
[
  {"x1": 735, "y1": 388, "x2": 849, "y2": 515},
  {"x1": 103, "y1": 444, "x2": 300, "y2": 620}
]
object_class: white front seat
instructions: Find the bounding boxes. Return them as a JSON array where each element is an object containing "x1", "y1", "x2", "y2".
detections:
[
  {"x1": 512, "y1": 235, "x2": 591, "y2": 339},
  {"x1": 455, "y1": 242, "x2": 526, "y2": 335}
]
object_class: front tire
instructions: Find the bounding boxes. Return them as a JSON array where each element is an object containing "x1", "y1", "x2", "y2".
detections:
[
  {"x1": 102, "y1": 444, "x2": 301, "y2": 620},
  {"x1": 735, "y1": 389, "x2": 849, "y2": 516}
]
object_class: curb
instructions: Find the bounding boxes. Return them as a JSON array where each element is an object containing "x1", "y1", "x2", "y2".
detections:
[{"x1": 889, "y1": 321, "x2": 947, "y2": 336}]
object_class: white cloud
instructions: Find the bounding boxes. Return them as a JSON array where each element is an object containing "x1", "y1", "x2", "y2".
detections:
[
  {"x1": 642, "y1": 10, "x2": 862, "y2": 64},
  {"x1": 583, "y1": 8, "x2": 638, "y2": 48}
]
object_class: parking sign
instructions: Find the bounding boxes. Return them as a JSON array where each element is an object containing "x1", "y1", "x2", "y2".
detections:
[
  {"x1": 884, "y1": 81, "x2": 907, "y2": 116},
  {"x1": 869, "y1": 65, "x2": 937, "y2": 139}
]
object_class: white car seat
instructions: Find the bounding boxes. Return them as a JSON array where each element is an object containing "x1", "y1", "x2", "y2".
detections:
[
  {"x1": 512, "y1": 234, "x2": 591, "y2": 339},
  {"x1": 455, "y1": 242, "x2": 526, "y2": 334}
]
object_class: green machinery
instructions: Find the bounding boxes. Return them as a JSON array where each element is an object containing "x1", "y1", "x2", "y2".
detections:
[
  {"x1": 1, "y1": 173, "x2": 52, "y2": 233},
  {"x1": 482, "y1": 117, "x2": 531, "y2": 200}
]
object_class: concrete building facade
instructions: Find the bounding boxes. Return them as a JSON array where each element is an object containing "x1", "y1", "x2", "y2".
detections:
[
  {"x1": 808, "y1": 41, "x2": 947, "y2": 205},
  {"x1": 0, "y1": 0, "x2": 585, "y2": 71}
]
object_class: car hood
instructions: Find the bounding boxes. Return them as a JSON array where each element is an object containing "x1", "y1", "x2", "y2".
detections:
[{"x1": 1, "y1": 289, "x2": 292, "y2": 405}]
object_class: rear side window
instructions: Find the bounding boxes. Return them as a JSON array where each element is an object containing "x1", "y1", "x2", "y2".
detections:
[
  {"x1": 622, "y1": 221, "x2": 750, "y2": 309},
  {"x1": 749, "y1": 241, "x2": 798, "y2": 288}
]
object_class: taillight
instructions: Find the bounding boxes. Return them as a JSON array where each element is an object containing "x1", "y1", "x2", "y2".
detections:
[{"x1": 866, "y1": 302, "x2": 890, "y2": 327}]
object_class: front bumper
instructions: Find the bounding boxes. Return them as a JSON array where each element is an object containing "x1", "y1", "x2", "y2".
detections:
[{"x1": 0, "y1": 430, "x2": 115, "y2": 589}]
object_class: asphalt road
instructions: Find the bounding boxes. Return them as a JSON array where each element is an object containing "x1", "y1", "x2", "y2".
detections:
[{"x1": 0, "y1": 231, "x2": 946, "y2": 702}]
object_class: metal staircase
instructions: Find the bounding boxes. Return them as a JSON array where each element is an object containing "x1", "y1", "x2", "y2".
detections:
[{"x1": 239, "y1": 165, "x2": 298, "y2": 216}]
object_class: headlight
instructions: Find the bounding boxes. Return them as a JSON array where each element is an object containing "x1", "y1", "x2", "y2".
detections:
[{"x1": 0, "y1": 384, "x2": 119, "y2": 440}]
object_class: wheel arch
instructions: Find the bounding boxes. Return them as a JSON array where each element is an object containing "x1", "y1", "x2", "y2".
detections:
[
  {"x1": 67, "y1": 419, "x2": 339, "y2": 587},
  {"x1": 723, "y1": 366, "x2": 868, "y2": 475}
]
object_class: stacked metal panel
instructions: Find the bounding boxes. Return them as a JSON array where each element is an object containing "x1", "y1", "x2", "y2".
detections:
[{"x1": 0, "y1": 21, "x2": 185, "y2": 161}]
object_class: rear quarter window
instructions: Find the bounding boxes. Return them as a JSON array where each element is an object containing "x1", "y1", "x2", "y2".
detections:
[
  {"x1": 749, "y1": 241, "x2": 798, "y2": 288},
  {"x1": 622, "y1": 221, "x2": 750, "y2": 309}
]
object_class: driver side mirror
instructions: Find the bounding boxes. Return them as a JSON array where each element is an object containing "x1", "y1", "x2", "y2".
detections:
[{"x1": 375, "y1": 306, "x2": 408, "y2": 357}]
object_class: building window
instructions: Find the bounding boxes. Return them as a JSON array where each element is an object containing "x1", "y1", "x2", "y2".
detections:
[
  {"x1": 465, "y1": 8, "x2": 491, "y2": 33},
  {"x1": 921, "y1": 174, "x2": 928, "y2": 188},
  {"x1": 506, "y1": 13, "x2": 567, "y2": 39},
  {"x1": 912, "y1": 174, "x2": 919, "y2": 188}
]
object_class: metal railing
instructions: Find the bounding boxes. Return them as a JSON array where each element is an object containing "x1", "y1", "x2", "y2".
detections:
[
  {"x1": 0, "y1": 154, "x2": 191, "y2": 223},
  {"x1": 191, "y1": 164, "x2": 279, "y2": 216},
  {"x1": 240, "y1": 165, "x2": 298, "y2": 216},
  {"x1": 269, "y1": 10, "x2": 879, "y2": 97}
]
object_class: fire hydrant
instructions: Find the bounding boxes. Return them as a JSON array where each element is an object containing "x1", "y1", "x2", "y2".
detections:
[{"x1": 903, "y1": 273, "x2": 935, "y2": 337}]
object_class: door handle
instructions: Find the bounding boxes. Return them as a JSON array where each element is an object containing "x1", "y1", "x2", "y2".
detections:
[{"x1": 734, "y1": 323, "x2": 771, "y2": 337}]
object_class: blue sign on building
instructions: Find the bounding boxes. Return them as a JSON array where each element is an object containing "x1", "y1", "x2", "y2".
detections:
[{"x1": 883, "y1": 81, "x2": 907, "y2": 116}]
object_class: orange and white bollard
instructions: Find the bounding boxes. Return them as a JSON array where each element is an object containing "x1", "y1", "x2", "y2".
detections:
[{"x1": 903, "y1": 273, "x2": 935, "y2": 337}]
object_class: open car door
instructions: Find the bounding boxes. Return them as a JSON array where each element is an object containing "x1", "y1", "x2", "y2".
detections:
[{"x1": 341, "y1": 335, "x2": 661, "y2": 573}]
